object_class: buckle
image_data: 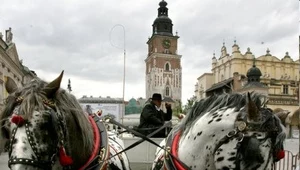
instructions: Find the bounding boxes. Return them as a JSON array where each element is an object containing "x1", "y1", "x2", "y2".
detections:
[
  {"x1": 237, "y1": 133, "x2": 244, "y2": 142},
  {"x1": 165, "y1": 146, "x2": 171, "y2": 160},
  {"x1": 227, "y1": 130, "x2": 237, "y2": 137},
  {"x1": 98, "y1": 148, "x2": 106, "y2": 163},
  {"x1": 236, "y1": 121, "x2": 247, "y2": 131}
]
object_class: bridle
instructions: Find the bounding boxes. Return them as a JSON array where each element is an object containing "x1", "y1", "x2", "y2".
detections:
[
  {"x1": 214, "y1": 108, "x2": 283, "y2": 167},
  {"x1": 7, "y1": 96, "x2": 69, "y2": 170},
  {"x1": 8, "y1": 122, "x2": 57, "y2": 169}
]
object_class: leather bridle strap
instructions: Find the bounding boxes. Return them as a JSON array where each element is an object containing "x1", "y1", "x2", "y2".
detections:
[
  {"x1": 213, "y1": 130, "x2": 244, "y2": 154},
  {"x1": 106, "y1": 118, "x2": 191, "y2": 170},
  {"x1": 8, "y1": 125, "x2": 55, "y2": 169},
  {"x1": 8, "y1": 158, "x2": 52, "y2": 170}
]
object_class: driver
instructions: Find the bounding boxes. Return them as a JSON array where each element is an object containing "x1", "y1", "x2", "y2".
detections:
[{"x1": 138, "y1": 93, "x2": 172, "y2": 138}]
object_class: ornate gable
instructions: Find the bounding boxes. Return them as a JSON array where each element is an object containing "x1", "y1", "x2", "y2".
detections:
[{"x1": 6, "y1": 44, "x2": 21, "y2": 68}]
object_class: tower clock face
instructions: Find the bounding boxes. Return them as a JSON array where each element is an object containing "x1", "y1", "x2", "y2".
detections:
[{"x1": 162, "y1": 39, "x2": 171, "y2": 49}]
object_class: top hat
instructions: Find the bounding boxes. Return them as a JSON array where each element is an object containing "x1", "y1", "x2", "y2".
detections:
[{"x1": 151, "y1": 93, "x2": 162, "y2": 101}]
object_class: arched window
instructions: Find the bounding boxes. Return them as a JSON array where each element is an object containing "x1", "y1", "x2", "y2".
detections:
[
  {"x1": 166, "y1": 87, "x2": 170, "y2": 96},
  {"x1": 165, "y1": 63, "x2": 170, "y2": 71}
]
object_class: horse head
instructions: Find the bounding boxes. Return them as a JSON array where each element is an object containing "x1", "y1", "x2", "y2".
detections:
[
  {"x1": 231, "y1": 93, "x2": 286, "y2": 169},
  {"x1": 0, "y1": 71, "x2": 94, "y2": 170}
]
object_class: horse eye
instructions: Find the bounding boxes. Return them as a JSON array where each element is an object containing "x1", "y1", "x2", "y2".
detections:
[{"x1": 39, "y1": 122, "x2": 50, "y2": 131}]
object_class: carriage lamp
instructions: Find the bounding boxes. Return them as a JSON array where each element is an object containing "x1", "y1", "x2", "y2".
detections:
[{"x1": 11, "y1": 115, "x2": 25, "y2": 127}]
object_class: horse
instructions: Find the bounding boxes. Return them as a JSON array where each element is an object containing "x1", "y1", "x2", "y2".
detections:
[
  {"x1": 152, "y1": 92, "x2": 286, "y2": 170},
  {"x1": 0, "y1": 71, "x2": 131, "y2": 170}
]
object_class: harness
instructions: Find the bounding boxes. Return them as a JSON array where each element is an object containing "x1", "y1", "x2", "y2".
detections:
[
  {"x1": 213, "y1": 118, "x2": 284, "y2": 168},
  {"x1": 164, "y1": 130, "x2": 186, "y2": 170},
  {"x1": 79, "y1": 115, "x2": 110, "y2": 170},
  {"x1": 213, "y1": 120, "x2": 247, "y2": 154}
]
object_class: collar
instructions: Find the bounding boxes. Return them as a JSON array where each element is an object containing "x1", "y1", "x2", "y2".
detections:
[
  {"x1": 78, "y1": 115, "x2": 109, "y2": 170},
  {"x1": 164, "y1": 130, "x2": 187, "y2": 170}
]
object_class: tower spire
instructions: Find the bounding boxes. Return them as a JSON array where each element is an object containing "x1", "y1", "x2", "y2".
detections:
[
  {"x1": 158, "y1": 0, "x2": 168, "y2": 16},
  {"x1": 152, "y1": 0, "x2": 173, "y2": 36}
]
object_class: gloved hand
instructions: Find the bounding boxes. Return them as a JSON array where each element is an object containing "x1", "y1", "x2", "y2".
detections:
[
  {"x1": 177, "y1": 113, "x2": 185, "y2": 120},
  {"x1": 165, "y1": 103, "x2": 171, "y2": 109}
]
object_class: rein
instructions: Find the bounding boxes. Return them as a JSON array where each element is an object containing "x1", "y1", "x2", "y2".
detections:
[
  {"x1": 105, "y1": 117, "x2": 191, "y2": 170},
  {"x1": 106, "y1": 121, "x2": 170, "y2": 160}
]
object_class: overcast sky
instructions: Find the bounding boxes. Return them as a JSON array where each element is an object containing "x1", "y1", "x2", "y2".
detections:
[{"x1": 0, "y1": 0, "x2": 298, "y2": 104}]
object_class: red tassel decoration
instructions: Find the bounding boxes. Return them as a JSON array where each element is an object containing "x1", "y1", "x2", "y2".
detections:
[
  {"x1": 11, "y1": 115, "x2": 25, "y2": 126},
  {"x1": 277, "y1": 150, "x2": 285, "y2": 160},
  {"x1": 59, "y1": 146, "x2": 73, "y2": 166}
]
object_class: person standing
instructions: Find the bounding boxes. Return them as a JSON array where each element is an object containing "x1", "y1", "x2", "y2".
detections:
[{"x1": 138, "y1": 93, "x2": 172, "y2": 137}]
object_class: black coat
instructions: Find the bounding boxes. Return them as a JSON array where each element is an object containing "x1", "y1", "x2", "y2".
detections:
[{"x1": 138, "y1": 102, "x2": 172, "y2": 135}]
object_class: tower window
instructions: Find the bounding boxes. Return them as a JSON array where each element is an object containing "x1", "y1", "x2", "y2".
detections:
[
  {"x1": 164, "y1": 24, "x2": 168, "y2": 30},
  {"x1": 166, "y1": 87, "x2": 170, "y2": 96},
  {"x1": 165, "y1": 63, "x2": 170, "y2": 71},
  {"x1": 283, "y1": 85, "x2": 289, "y2": 94}
]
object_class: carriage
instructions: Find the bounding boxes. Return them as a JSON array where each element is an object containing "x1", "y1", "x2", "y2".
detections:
[{"x1": 0, "y1": 71, "x2": 290, "y2": 170}]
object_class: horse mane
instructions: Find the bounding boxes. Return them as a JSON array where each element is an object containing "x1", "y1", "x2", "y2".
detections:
[
  {"x1": 0, "y1": 78, "x2": 93, "y2": 156},
  {"x1": 179, "y1": 92, "x2": 268, "y2": 133}
]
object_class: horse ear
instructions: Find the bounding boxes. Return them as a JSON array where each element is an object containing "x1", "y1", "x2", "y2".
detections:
[
  {"x1": 246, "y1": 92, "x2": 260, "y2": 121},
  {"x1": 42, "y1": 71, "x2": 64, "y2": 98},
  {"x1": 274, "y1": 111, "x2": 290, "y2": 126},
  {"x1": 5, "y1": 77, "x2": 18, "y2": 94}
]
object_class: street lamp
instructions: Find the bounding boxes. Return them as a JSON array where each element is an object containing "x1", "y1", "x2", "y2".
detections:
[
  {"x1": 67, "y1": 79, "x2": 72, "y2": 93},
  {"x1": 110, "y1": 24, "x2": 126, "y2": 125}
]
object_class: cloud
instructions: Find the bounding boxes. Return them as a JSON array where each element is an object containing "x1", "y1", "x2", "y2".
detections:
[{"x1": 0, "y1": 0, "x2": 298, "y2": 103}]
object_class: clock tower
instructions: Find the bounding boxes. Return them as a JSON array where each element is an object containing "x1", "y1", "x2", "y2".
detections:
[{"x1": 145, "y1": 0, "x2": 182, "y2": 107}]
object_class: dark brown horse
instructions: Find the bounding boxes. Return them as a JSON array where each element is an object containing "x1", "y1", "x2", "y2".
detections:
[{"x1": 0, "y1": 71, "x2": 130, "y2": 170}]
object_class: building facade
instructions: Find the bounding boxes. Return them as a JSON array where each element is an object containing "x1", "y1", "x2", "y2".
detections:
[
  {"x1": 0, "y1": 28, "x2": 36, "y2": 111},
  {"x1": 78, "y1": 95, "x2": 124, "y2": 122},
  {"x1": 145, "y1": 0, "x2": 182, "y2": 107},
  {"x1": 195, "y1": 42, "x2": 299, "y2": 113}
]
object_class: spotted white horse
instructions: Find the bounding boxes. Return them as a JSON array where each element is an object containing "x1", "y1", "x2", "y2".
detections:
[{"x1": 152, "y1": 92, "x2": 286, "y2": 170}]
